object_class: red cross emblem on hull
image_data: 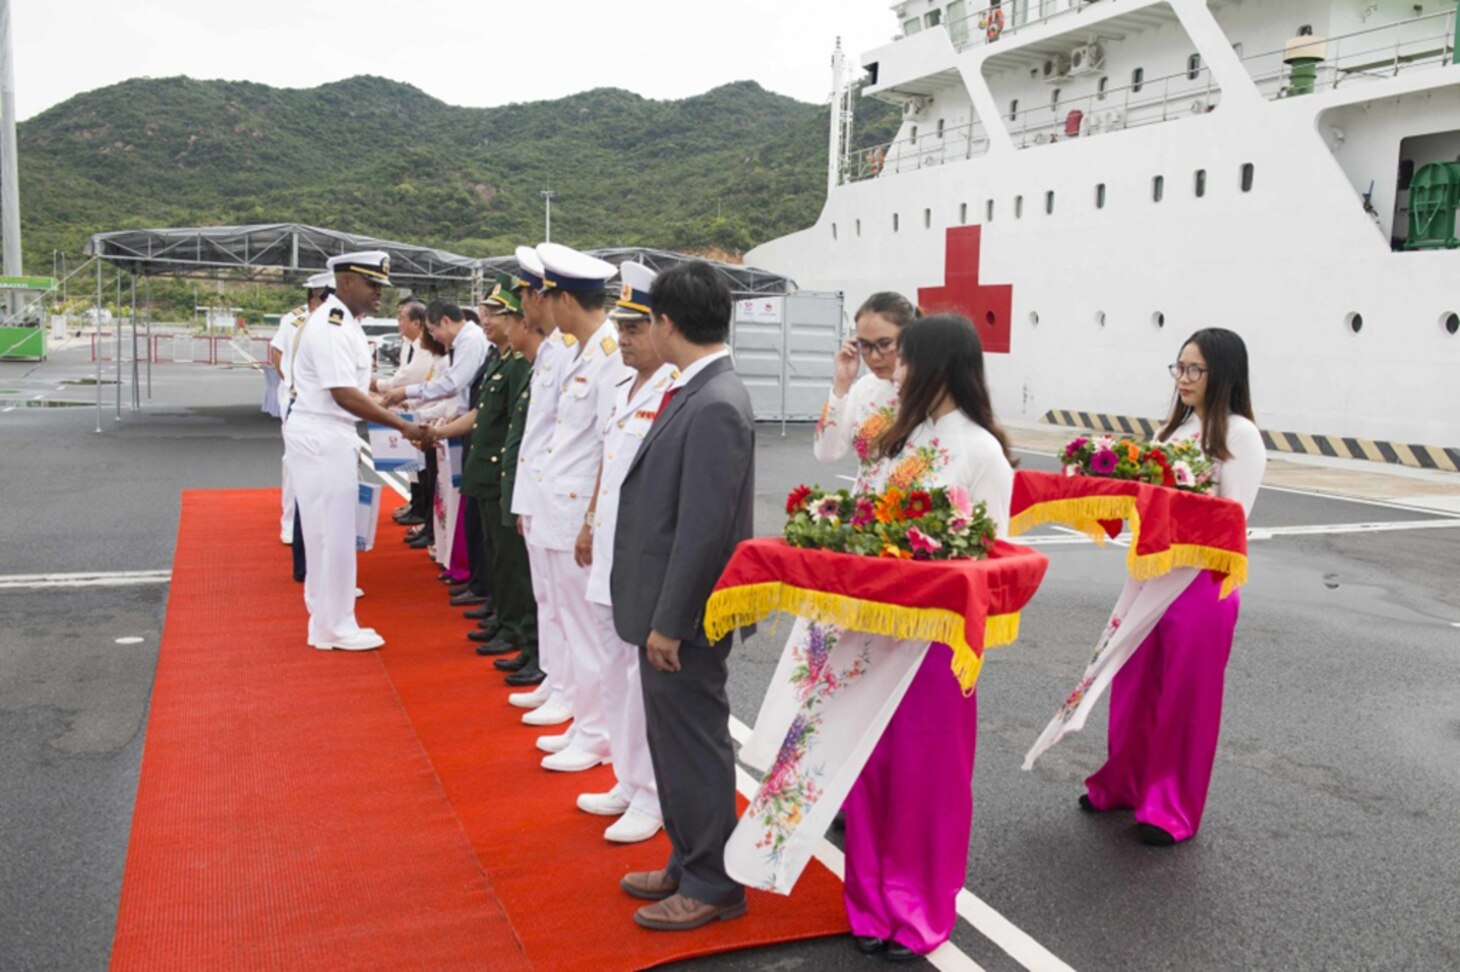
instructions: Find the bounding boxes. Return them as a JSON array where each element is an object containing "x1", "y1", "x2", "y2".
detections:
[{"x1": 917, "y1": 225, "x2": 1013, "y2": 354}]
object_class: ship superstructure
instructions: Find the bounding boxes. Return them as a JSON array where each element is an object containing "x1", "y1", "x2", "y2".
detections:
[{"x1": 747, "y1": 0, "x2": 1460, "y2": 452}]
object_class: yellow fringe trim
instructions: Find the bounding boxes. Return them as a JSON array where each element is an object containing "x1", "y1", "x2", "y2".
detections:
[
  {"x1": 704, "y1": 582, "x2": 1022, "y2": 695},
  {"x1": 1010, "y1": 496, "x2": 1247, "y2": 598}
]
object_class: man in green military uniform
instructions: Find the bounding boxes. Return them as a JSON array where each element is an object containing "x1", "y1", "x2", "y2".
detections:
[{"x1": 431, "y1": 277, "x2": 540, "y2": 679}]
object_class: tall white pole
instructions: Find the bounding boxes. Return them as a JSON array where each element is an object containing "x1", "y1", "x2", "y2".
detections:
[
  {"x1": 827, "y1": 38, "x2": 846, "y2": 192},
  {"x1": 0, "y1": 0, "x2": 22, "y2": 278},
  {"x1": 541, "y1": 190, "x2": 555, "y2": 243}
]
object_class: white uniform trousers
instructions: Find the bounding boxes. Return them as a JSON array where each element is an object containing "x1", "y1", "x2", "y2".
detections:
[
  {"x1": 284, "y1": 414, "x2": 363, "y2": 645},
  {"x1": 279, "y1": 402, "x2": 295, "y2": 539},
  {"x1": 541, "y1": 548, "x2": 609, "y2": 757},
  {"x1": 523, "y1": 517, "x2": 570, "y2": 709},
  {"x1": 591, "y1": 601, "x2": 660, "y2": 818}
]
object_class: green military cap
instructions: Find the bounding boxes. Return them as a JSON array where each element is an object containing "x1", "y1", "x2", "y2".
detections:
[{"x1": 484, "y1": 275, "x2": 523, "y2": 315}]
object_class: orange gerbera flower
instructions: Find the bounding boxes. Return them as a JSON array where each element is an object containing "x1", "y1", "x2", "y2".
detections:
[
  {"x1": 879, "y1": 543, "x2": 913, "y2": 559},
  {"x1": 874, "y1": 487, "x2": 907, "y2": 524},
  {"x1": 1124, "y1": 441, "x2": 1142, "y2": 462}
]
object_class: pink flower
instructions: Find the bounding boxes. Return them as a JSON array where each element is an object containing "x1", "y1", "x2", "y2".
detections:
[
  {"x1": 1090, "y1": 449, "x2": 1119, "y2": 475},
  {"x1": 948, "y1": 515, "x2": 969, "y2": 533},
  {"x1": 906, "y1": 527, "x2": 943, "y2": 554},
  {"x1": 1172, "y1": 461, "x2": 1195, "y2": 488},
  {"x1": 1063, "y1": 437, "x2": 1089, "y2": 459},
  {"x1": 946, "y1": 485, "x2": 974, "y2": 518},
  {"x1": 850, "y1": 497, "x2": 876, "y2": 528}
]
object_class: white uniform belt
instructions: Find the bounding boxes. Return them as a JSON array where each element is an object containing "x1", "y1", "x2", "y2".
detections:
[{"x1": 287, "y1": 409, "x2": 358, "y2": 427}]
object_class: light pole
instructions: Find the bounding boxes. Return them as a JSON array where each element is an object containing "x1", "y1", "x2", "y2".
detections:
[{"x1": 540, "y1": 190, "x2": 556, "y2": 242}]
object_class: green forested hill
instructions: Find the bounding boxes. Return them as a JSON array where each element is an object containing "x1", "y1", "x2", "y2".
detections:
[{"x1": 18, "y1": 75, "x2": 899, "y2": 274}]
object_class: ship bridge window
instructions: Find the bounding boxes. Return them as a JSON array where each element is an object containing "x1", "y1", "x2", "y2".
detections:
[
  {"x1": 1152, "y1": 175, "x2": 1165, "y2": 202},
  {"x1": 1240, "y1": 163, "x2": 1255, "y2": 192},
  {"x1": 1187, "y1": 54, "x2": 1202, "y2": 80},
  {"x1": 924, "y1": 8, "x2": 942, "y2": 28},
  {"x1": 1194, "y1": 169, "x2": 1207, "y2": 198},
  {"x1": 1132, "y1": 67, "x2": 1145, "y2": 93},
  {"x1": 903, "y1": 17, "x2": 923, "y2": 36},
  {"x1": 1096, "y1": 183, "x2": 1107, "y2": 208}
]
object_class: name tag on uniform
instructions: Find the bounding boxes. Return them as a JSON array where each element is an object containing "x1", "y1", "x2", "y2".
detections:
[
  {"x1": 635, "y1": 409, "x2": 658, "y2": 421},
  {"x1": 574, "y1": 376, "x2": 588, "y2": 383}
]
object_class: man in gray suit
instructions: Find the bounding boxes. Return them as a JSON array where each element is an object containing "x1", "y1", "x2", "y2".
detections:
[{"x1": 611, "y1": 261, "x2": 754, "y2": 931}]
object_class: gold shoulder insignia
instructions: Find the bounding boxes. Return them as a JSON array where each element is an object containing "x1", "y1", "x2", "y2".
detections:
[
  {"x1": 600, "y1": 336, "x2": 617, "y2": 356},
  {"x1": 562, "y1": 333, "x2": 579, "y2": 347},
  {"x1": 327, "y1": 308, "x2": 344, "y2": 326}
]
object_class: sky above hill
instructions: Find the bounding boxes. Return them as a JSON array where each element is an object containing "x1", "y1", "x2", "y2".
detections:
[{"x1": 13, "y1": 0, "x2": 897, "y2": 120}]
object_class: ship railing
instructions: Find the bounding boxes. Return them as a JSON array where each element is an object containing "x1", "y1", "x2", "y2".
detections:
[
  {"x1": 938, "y1": 1, "x2": 1093, "y2": 52},
  {"x1": 1239, "y1": 9, "x2": 1457, "y2": 100},
  {"x1": 840, "y1": 119, "x2": 992, "y2": 184},
  {"x1": 1005, "y1": 64, "x2": 1218, "y2": 149}
]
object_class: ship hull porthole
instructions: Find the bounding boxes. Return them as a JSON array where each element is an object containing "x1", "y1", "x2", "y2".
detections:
[
  {"x1": 1346, "y1": 312, "x2": 1363, "y2": 334},
  {"x1": 1442, "y1": 312, "x2": 1459, "y2": 336}
]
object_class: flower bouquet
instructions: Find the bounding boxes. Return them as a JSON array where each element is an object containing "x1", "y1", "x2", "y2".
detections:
[
  {"x1": 1060, "y1": 434, "x2": 1214, "y2": 494},
  {"x1": 783, "y1": 483, "x2": 997, "y2": 561}
]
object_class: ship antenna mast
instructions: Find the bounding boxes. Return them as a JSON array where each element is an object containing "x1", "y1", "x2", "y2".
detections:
[{"x1": 828, "y1": 37, "x2": 855, "y2": 191}]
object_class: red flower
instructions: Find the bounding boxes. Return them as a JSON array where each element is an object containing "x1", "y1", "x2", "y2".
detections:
[
  {"x1": 786, "y1": 485, "x2": 813, "y2": 515},
  {"x1": 904, "y1": 491, "x2": 933, "y2": 519}
]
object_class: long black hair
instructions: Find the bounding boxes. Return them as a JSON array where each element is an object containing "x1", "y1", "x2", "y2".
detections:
[
  {"x1": 874, "y1": 313, "x2": 1016, "y2": 465},
  {"x1": 1157, "y1": 327, "x2": 1255, "y2": 461}
]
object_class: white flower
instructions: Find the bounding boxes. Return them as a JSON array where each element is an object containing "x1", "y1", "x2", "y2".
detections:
[
  {"x1": 1172, "y1": 461, "x2": 1195, "y2": 487},
  {"x1": 1095, "y1": 434, "x2": 1115, "y2": 450},
  {"x1": 1063, "y1": 464, "x2": 1077, "y2": 478}
]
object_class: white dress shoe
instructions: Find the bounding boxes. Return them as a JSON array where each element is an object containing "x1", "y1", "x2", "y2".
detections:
[
  {"x1": 355, "y1": 588, "x2": 364, "y2": 598},
  {"x1": 310, "y1": 629, "x2": 384, "y2": 652},
  {"x1": 604, "y1": 809, "x2": 663, "y2": 843},
  {"x1": 541, "y1": 746, "x2": 609, "y2": 773},
  {"x1": 508, "y1": 684, "x2": 552, "y2": 709},
  {"x1": 577, "y1": 791, "x2": 630, "y2": 816},
  {"x1": 521, "y1": 702, "x2": 572, "y2": 727},
  {"x1": 536, "y1": 731, "x2": 574, "y2": 754},
  {"x1": 280, "y1": 532, "x2": 293, "y2": 545}
]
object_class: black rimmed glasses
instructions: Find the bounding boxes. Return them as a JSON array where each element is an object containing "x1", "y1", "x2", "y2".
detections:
[
  {"x1": 1168, "y1": 363, "x2": 1207, "y2": 381},
  {"x1": 857, "y1": 337, "x2": 897, "y2": 358}
]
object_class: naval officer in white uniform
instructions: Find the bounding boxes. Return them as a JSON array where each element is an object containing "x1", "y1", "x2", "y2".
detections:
[
  {"x1": 529, "y1": 243, "x2": 627, "y2": 773},
  {"x1": 286, "y1": 251, "x2": 424, "y2": 651},
  {"x1": 270, "y1": 271, "x2": 334, "y2": 544},
  {"x1": 574, "y1": 261, "x2": 674, "y2": 841}
]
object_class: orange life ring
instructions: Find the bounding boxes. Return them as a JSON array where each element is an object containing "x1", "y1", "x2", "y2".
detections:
[{"x1": 985, "y1": 7, "x2": 1004, "y2": 41}]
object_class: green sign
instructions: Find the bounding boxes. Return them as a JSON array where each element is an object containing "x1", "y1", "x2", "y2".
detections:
[{"x1": 0, "y1": 276, "x2": 56, "y2": 290}]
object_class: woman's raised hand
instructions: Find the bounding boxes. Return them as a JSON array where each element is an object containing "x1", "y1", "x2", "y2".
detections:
[{"x1": 833, "y1": 339, "x2": 860, "y2": 397}]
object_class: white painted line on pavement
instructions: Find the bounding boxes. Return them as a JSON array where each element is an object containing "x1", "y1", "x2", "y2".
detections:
[
  {"x1": 1247, "y1": 519, "x2": 1460, "y2": 540},
  {"x1": 728, "y1": 716, "x2": 1074, "y2": 972},
  {"x1": 0, "y1": 569, "x2": 172, "y2": 590}
]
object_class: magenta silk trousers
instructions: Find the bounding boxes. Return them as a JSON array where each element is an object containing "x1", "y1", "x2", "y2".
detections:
[
  {"x1": 1085, "y1": 570, "x2": 1240, "y2": 841},
  {"x1": 445, "y1": 499, "x2": 470, "y2": 582},
  {"x1": 843, "y1": 643, "x2": 977, "y2": 955}
]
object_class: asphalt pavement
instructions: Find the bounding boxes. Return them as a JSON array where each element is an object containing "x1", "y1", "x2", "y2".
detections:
[{"x1": 2, "y1": 347, "x2": 1458, "y2": 971}]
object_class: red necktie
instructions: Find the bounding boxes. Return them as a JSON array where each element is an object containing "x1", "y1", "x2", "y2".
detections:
[{"x1": 654, "y1": 386, "x2": 679, "y2": 423}]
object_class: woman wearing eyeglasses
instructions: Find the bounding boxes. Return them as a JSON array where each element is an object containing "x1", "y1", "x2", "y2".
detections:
[
  {"x1": 813, "y1": 292, "x2": 920, "y2": 471},
  {"x1": 1080, "y1": 327, "x2": 1265, "y2": 846}
]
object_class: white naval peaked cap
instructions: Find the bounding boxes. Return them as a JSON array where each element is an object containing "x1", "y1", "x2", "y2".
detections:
[
  {"x1": 610, "y1": 260, "x2": 656, "y2": 320},
  {"x1": 326, "y1": 250, "x2": 391, "y2": 285},
  {"x1": 536, "y1": 242, "x2": 616, "y2": 293},
  {"x1": 514, "y1": 245, "x2": 547, "y2": 290},
  {"x1": 304, "y1": 271, "x2": 335, "y2": 290}
]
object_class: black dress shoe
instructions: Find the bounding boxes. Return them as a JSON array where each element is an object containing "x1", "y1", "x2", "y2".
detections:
[
  {"x1": 478, "y1": 640, "x2": 518, "y2": 660},
  {"x1": 449, "y1": 591, "x2": 488, "y2": 606},
  {"x1": 407, "y1": 534, "x2": 432, "y2": 549},
  {"x1": 464, "y1": 605, "x2": 493, "y2": 620},
  {"x1": 292, "y1": 572, "x2": 305, "y2": 583},
  {"x1": 832, "y1": 810, "x2": 846, "y2": 831},
  {"x1": 504, "y1": 663, "x2": 545, "y2": 686},
  {"x1": 492, "y1": 652, "x2": 528, "y2": 670},
  {"x1": 1078, "y1": 794, "x2": 1096, "y2": 812},
  {"x1": 467, "y1": 627, "x2": 503, "y2": 643},
  {"x1": 394, "y1": 512, "x2": 425, "y2": 526},
  {"x1": 405, "y1": 525, "x2": 425, "y2": 540},
  {"x1": 447, "y1": 581, "x2": 470, "y2": 594},
  {"x1": 854, "y1": 936, "x2": 885, "y2": 955},
  {"x1": 475, "y1": 615, "x2": 499, "y2": 629},
  {"x1": 885, "y1": 942, "x2": 918, "y2": 963},
  {"x1": 1136, "y1": 823, "x2": 1177, "y2": 847}
]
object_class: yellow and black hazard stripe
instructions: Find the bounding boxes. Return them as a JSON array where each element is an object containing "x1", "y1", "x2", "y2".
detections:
[{"x1": 1042, "y1": 410, "x2": 1460, "y2": 473}]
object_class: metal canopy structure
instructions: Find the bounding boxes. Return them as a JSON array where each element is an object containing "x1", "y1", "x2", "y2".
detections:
[
  {"x1": 85, "y1": 222, "x2": 480, "y2": 285},
  {"x1": 478, "y1": 246, "x2": 797, "y2": 297}
]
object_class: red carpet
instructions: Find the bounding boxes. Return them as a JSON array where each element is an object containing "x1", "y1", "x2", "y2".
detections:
[{"x1": 111, "y1": 489, "x2": 847, "y2": 970}]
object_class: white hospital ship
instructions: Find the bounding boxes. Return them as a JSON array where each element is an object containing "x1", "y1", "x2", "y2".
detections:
[{"x1": 747, "y1": 0, "x2": 1460, "y2": 457}]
